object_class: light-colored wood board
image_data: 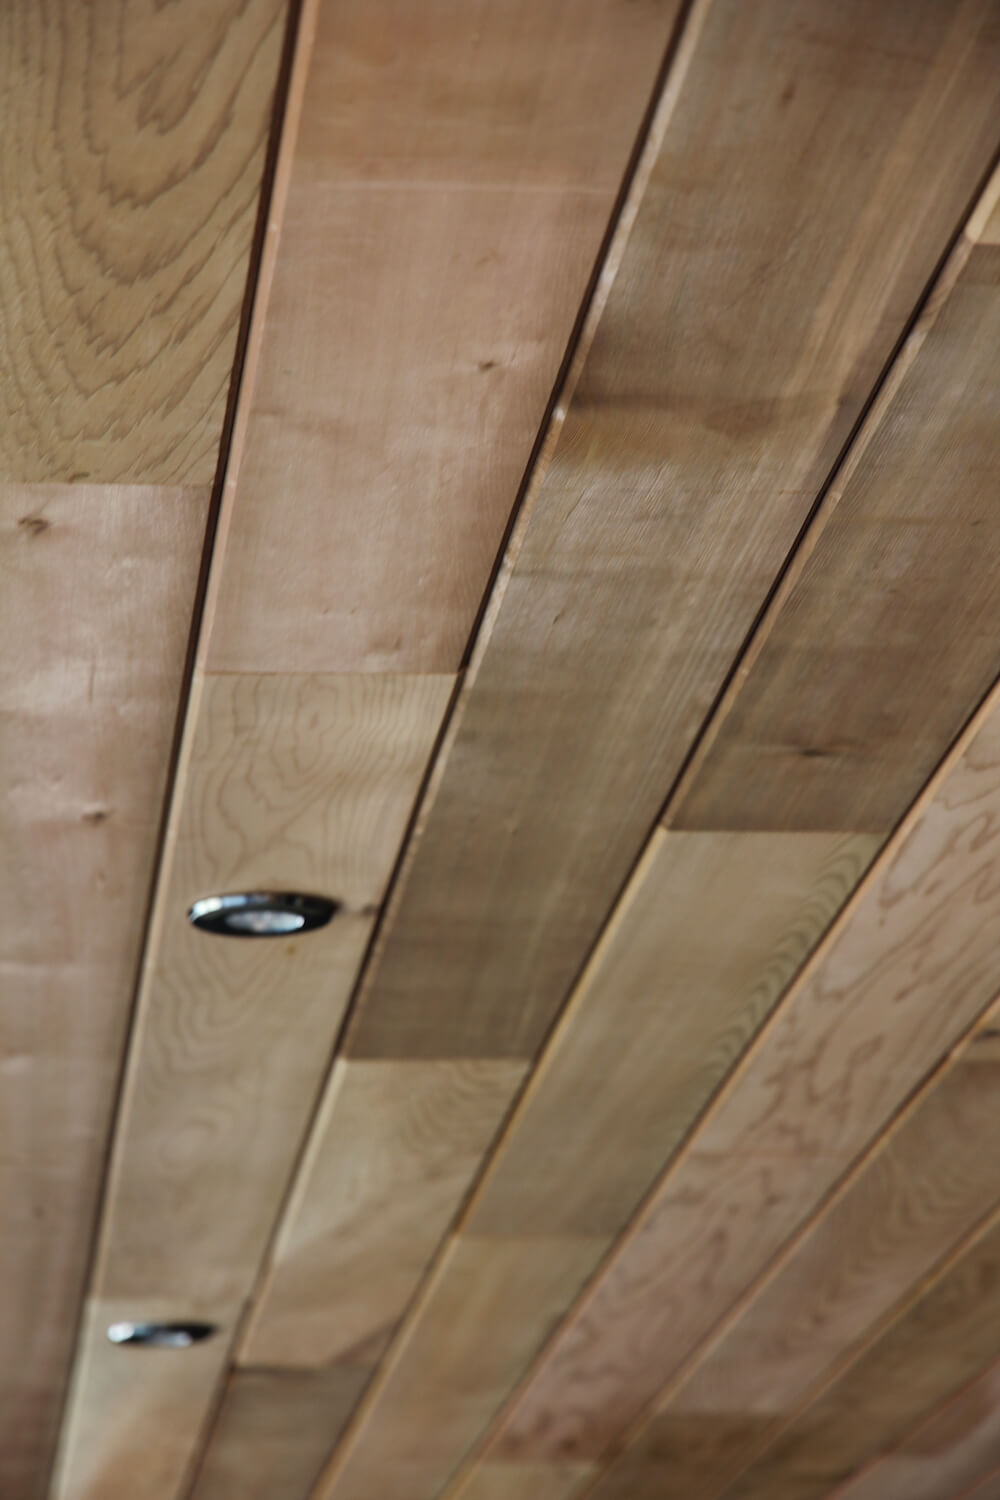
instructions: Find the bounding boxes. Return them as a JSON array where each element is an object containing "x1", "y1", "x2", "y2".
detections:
[
  {"x1": 831, "y1": 1357, "x2": 1000, "y2": 1500},
  {"x1": 716, "y1": 1207, "x2": 1000, "y2": 1500},
  {"x1": 469, "y1": 831, "x2": 878, "y2": 1237},
  {"x1": 52, "y1": 1300, "x2": 239, "y2": 1500},
  {"x1": 205, "y1": 0, "x2": 681, "y2": 674},
  {"x1": 675, "y1": 175, "x2": 1000, "y2": 832},
  {"x1": 0, "y1": 0, "x2": 286, "y2": 485},
  {"x1": 243, "y1": 1058, "x2": 528, "y2": 1369},
  {"x1": 346, "y1": 0, "x2": 1000, "y2": 1061},
  {"x1": 450, "y1": 1464, "x2": 596, "y2": 1500},
  {"x1": 485, "y1": 689, "x2": 1000, "y2": 1465},
  {"x1": 584, "y1": 1056, "x2": 1000, "y2": 1500},
  {"x1": 55, "y1": 674, "x2": 451, "y2": 1496},
  {"x1": 188, "y1": 1365, "x2": 371, "y2": 1500},
  {"x1": 316, "y1": 1237, "x2": 610, "y2": 1500},
  {"x1": 0, "y1": 482, "x2": 209, "y2": 1498}
]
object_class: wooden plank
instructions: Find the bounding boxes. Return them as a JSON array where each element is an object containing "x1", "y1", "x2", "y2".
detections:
[
  {"x1": 345, "y1": 0, "x2": 1000, "y2": 1062},
  {"x1": 709, "y1": 1207, "x2": 1000, "y2": 1500},
  {"x1": 0, "y1": 0, "x2": 286, "y2": 485},
  {"x1": 204, "y1": 0, "x2": 682, "y2": 674},
  {"x1": 966, "y1": 1471, "x2": 1000, "y2": 1500},
  {"x1": 675, "y1": 187, "x2": 1000, "y2": 832},
  {"x1": 0, "y1": 481, "x2": 209, "y2": 1497},
  {"x1": 242, "y1": 1058, "x2": 528, "y2": 1369},
  {"x1": 188, "y1": 1366, "x2": 371, "y2": 1500},
  {"x1": 830, "y1": 1356, "x2": 1000, "y2": 1500},
  {"x1": 477, "y1": 685, "x2": 1000, "y2": 1470},
  {"x1": 582, "y1": 1051, "x2": 1000, "y2": 1500},
  {"x1": 450, "y1": 1465, "x2": 595, "y2": 1500},
  {"x1": 469, "y1": 831, "x2": 878, "y2": 1237},
  {"x1": 54, "y1": 673, "x2": 452, "y2": 1497},
  {"x1": 318, "y1": 1237, "x2": 610, "y2": 1500}
]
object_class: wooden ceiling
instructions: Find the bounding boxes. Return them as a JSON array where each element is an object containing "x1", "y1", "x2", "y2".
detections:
[{"x1": 5, "y1": 2, "x2": 1000, "y2": 1499}]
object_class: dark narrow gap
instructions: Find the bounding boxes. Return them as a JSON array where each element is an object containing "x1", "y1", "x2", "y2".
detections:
[{"x1": 39, "y1": 3, "x2": 308, "y2": 1498}]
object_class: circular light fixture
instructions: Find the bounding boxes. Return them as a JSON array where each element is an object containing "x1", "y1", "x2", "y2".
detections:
[
  {"x1": 107, "y1": 1321, "x2": 216, "y2": 1349},
  {"x1": 187, "y1": 892, "x2": 338, "y2": 937}
]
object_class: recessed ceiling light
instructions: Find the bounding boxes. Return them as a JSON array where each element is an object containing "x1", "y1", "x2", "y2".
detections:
[
  {"x1": 187, "y1": 892, "x2": 338, "y2": 937},
  {"x1": 106, "y1": 1321, "x2": 216, "y2": 1349}
]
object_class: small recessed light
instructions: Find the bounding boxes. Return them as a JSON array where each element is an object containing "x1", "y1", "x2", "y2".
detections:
[
  {"x1": 187, "y1": 892, "x2": 338, "y2": 937},
  {"x1": 107, "y1": 1321, "x2": 216, "y2": 1349}
]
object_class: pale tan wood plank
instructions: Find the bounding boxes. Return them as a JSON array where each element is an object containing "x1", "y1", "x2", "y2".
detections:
[
  {"x1": 0, "y1": 0, "x2": 286, "y2": 485},
  {"x1": 242, "y1": 1058, "x2": 528, "y2": 1369},
  {"x1": 831, "y1": 1357, "x2": 1000, "y2": 1500},
  {"x1": 346, "y1": 0, "x2": 1000, "y2": 1062},
  {"x1": 706, "y1": 1211, "x2": 1000, "y2": 1500},
  {"x1": 481, "y1": 688, "x2": 1000, "y2": 1467},
  {"x1": 470, "y1": 831, "x2": 878, "y2": 1237},
  {"x1": 52, "y1": 1301, "x2": 237, "y2": 1500},
  {"x1": 205, "y1": 0, "x2": 681, "y2": 674},
  {"x1": 319, "y1": 1237, "x2": 610, "y2": 1500},
  {"x1": 0, "y1": 482, "x2": 209, "y2": 1497},
  {"x1": 584, "y1": 1056, "x2": 1000, "y2": 1500},
  {"x1": 189, "y1": 1365, "x2": 371, "y2": 1500},
  {"x1": 54, "y1": 673, "x2": 452, "y2": 1497},
  {"x1": 451, "y1": 1464, "x2": 596, "y2": 1500},
  {"x1": 674, "y1": 178, "x2": 1000, "y2": 833}
]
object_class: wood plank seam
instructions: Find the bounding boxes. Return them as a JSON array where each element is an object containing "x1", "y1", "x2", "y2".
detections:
[
  {"x1": 33, "y1": 7, "x2": 307, "y2": 1496},
  {"x1": 430, "y1": 152, "x2": 1000, "y2": 1500},
  {"x1": 557, "y1": 999, "x2": 1000, "y2": 1500}
]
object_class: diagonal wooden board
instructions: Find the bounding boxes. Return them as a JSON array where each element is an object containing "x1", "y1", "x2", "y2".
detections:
[
  {"x1": 53, "y1": 1, "x2": 688, "y2": 1496},
  {"x1": 578, "y1": 1012, "x2": 1000, "y2": 1500}
]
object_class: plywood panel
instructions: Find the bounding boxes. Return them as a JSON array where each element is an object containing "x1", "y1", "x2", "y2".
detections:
[
  {"x1": 469, "y1": 831, "x2": 878, "y2": 1238},
  {"x1": 55, "y1": 673, "x2": 452, "y2": 1496},
  {"x1": 718, "y1": 1208, "x2": 1000, "y2": 1500},
  {"x1": 205, "y1": 0, "x2": 682, "y2": 674},
  {"x1": 318, "y1": 1237, "x2": 609, "y2": 1500},
  {"x1": 0, "y1": 0, "x2": 286, "y2": 485},
  {"x1": 189, "y1": 1366, "x2": 371, "y2": 1500},
  {"x1": 243, "y1": 1058, "x2": 528, "y2": 1369},
  {"x1": 584, "y1": 1055, "x2": 1000, "y2": 1500},
  {"x1": 346, "y1": 0, "x2": 1000, "y2": 1062},
  {"x1": 0, "y1": 482, "x2": 209, "y2": 1497},
  {"x1": 484, "y1": 690, "x2": 1000, "y2": 1467},
  {"x1": 831, "y1": 1357, "x2": 1000, "y2": 1500}
]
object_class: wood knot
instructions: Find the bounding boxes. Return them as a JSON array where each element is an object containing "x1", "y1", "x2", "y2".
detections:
[
  {"x1": 477, "y1": 358, "x2": 500, "y2": 372},
  {"x1": 82, "y1": 808, "x2": 110, "y2": 825},
  {"x1": 18, "y1": 515, "x2": 51, "y2": 535}
]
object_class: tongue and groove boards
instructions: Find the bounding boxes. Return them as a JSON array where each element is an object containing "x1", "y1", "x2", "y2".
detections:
[
  {"x1": 52, "y1": 2, "x2": 688, "y2": 1497},
  {"x1": 235, "y1": 6, "x2": 1000, "y2": 1500},
  {"x1": 0, "y1": 2, "x2": 288, "y2": 1495}
]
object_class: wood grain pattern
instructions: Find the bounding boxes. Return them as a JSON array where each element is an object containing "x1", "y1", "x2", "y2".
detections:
[
  {"x1": 346, "y1": 0, "x2": 1000, "y2": 1062},
  {"x1": 188, "y1": 1365, "x2": 371, "y2": 1500},
  {"x1": 317, "y1": 1237, "x2": 610, "y2": 1500},
  {"x1": 965, "y1": 1469, "x2": 1000, "y2": 1500},
  {"x1": 717, "y1": 1207, "x2": 1000, "y2": 1500},
  {"x1": 242, "y1": 1058, "x2": 528, "y2": 1369},
  {"x1": 469, "y1": 831, "x2": 878, "y2": 1238},
  {"x1": 0, "y1": 481, "x2": 208, "y2": 1498},
  {"x1": 52, "y1": 1300, "x2": 238, "y2": 1500},
  {"x1": 483, "y1": 689, "x2": 1000, "y2": 1467},
  {"x1": 452, "y1": 1464, "x2": 596, "y2": 1500},
  {"x1": 205, "y1": 0, "x2": 681, "y2": 674},
  {"x1": 675, "y1": 177, "x2": 1000, "y2": 833},
  {"x1": 831, "y1": 1356, "x2": 1000, "y2": 1500},
  {"x1": 0, "y1": 0, "x2": 286, "y2": 485},
  {"x1": 584, "y1": 1054, "x2": 1000, "y2": 1500},
  {"x1": 54, "y1": 673, "x2": 452, "y2": 1497}
]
